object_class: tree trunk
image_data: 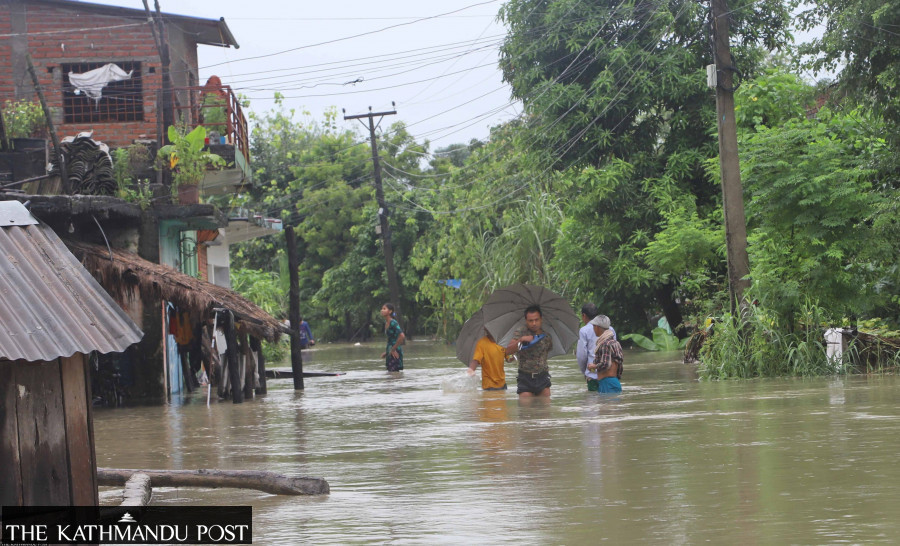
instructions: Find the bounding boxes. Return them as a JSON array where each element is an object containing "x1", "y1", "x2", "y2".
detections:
[{"x1": 98, "y1": 468, "x2": 329, "y2": 496}]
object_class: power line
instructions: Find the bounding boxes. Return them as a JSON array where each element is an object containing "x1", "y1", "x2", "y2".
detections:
[{"x1": 199, "y1": 0, "x2": 504, "y2": 70}]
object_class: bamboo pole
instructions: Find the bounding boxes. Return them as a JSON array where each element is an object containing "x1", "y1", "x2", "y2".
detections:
[
  {"x1": 98, "y1": 468, "x2": 329, "y2": 496},
  {"x1": 24, "y1": 53, "x2": 69, "y2": 193}
]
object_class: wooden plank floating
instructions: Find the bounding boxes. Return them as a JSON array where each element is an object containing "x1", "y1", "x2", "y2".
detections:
[
  {"x1": 121, "y1": 473, "x2": 152, "y2": 506},
  {"x1": 98, "y1": 468, "x2": 330, "y2": 496},
  {"x1": 266, "y1": 369, "x2": 346, "y2": 379}
]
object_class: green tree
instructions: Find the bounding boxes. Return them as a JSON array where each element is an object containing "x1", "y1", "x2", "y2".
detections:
[
  {"x1": 498, "y1": 0, "x2": 791, "y2": 335},
  {"x1": 795, "y1": 0, "x2": 900, "y2": 149}
]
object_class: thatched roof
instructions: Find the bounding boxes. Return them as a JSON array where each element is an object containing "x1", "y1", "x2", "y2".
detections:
[{"x1": 66, "y1": 239, "x2": 287, "y2": 342}]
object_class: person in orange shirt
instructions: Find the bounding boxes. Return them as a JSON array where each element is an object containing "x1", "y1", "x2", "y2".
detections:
[{"x1": 467, "y1": 329, "x2": 510, "y2": 391}]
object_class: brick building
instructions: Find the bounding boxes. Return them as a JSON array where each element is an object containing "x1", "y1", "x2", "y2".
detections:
[
  {"x1": 0, "y1": 1, "x2": 281, "y2": 403},
  {"x1": 0, "y1": 0, "x2": 238, "y2": 150}
]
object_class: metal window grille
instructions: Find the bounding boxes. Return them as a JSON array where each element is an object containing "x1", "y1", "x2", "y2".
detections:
[{"x1": 62, "y1": 61, "x2": 143, "y2": 123}]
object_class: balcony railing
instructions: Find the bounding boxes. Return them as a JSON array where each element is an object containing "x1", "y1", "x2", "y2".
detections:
[{"x1": 166, "y1": 84, "x2": 249, "y2": 164}]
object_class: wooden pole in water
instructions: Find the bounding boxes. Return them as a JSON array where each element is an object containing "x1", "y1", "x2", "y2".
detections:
[
  {"x1": 225, "y1": 310, "x2": 243, "y2": 403},
  {"x1": 251, "y1": 336, "x2": 267, "y2": 395},
  {"x1": 240, "y1": 331, "x2": 254, "y2": 400},
  {"x1": 285, "y1": 225, "x2": 305, "y2": 390},
  {"x1": 98, "y1": 468, "x2": 329, "y2": 496}
]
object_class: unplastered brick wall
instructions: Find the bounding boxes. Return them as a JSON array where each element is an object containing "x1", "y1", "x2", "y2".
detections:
[{"x1": 0, "y1": 3, "x2": 198, "y2": 149}]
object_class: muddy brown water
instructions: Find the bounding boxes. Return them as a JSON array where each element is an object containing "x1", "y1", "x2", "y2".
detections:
[{"x1": 94, "y1": 341, "x2": 900, "y2": 543}]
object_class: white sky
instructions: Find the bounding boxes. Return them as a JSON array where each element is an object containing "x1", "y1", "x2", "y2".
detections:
[
  {"x1": 81, "y1": 0, "x2": 829, "y2": 149},
  {"x1": 88, "y1": 0, "x2": 519, "y2": 149}
]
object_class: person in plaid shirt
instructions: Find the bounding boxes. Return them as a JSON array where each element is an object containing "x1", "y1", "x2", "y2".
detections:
[{"x1": 588, "y1": 314, "x2": 623, "y2": 393}]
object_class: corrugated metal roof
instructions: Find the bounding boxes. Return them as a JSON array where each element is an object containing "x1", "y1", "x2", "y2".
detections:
[{"x1": 0, "y1": 202, "x2": 143, "y2": 362}]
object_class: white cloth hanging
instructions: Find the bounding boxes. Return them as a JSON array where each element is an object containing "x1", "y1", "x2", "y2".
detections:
[{"x1": 68, "y1": 63, "x2": 132, "y2": 103}]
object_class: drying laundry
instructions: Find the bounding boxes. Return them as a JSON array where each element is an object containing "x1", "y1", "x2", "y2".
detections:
[{"x1": 68, "y1": 63, "x2": 132, "y2": 102}]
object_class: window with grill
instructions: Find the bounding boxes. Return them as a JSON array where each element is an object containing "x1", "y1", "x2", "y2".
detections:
[{"x1": 62, "y1": 61, "x2": 143, "y2": 123}]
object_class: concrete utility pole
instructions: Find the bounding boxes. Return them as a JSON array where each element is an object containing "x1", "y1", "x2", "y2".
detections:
[
  {"x1": 711, "y1": 0, "x2": 751, "y2": 312},
  {"x1": 343, "y1": 106, "x2": 402, "y2": 319}
]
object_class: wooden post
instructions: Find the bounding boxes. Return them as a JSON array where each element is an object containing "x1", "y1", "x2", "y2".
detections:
[
  {"x1": 0, "y1": 360, "x2": 23, "y2": 505},
  {"x1": 711, "y1": 0, "x2": 751, "y2": 311},
  {"x1": 60, "y1": 355, "x2": 98, "y2": 505},
  {"x1": 179, "y1": 347, "x2": 194, "y2": 393},
  {"x1": 24, "y1": 54, "x2": 69, "y2": 193},
  {"x1": 143, "y1": 0, "x2": 174, "y2": 133},
  {"x1": 225, "y1": 310, "x2": 243, "y2": 403},
  {"x1": 285, "y1": 226, "x2": 304, "y2": 390},
  {"x1": 251, "y1": 336, "x2": 267, "y2": 395},
  {"x1": 241, "y1": 331, "x2": 254, "y2": 400}
]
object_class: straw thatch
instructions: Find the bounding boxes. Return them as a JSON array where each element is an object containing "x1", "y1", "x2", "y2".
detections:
[{"x1": 66, "y1": 239, "x2": 287, "y2": 342}]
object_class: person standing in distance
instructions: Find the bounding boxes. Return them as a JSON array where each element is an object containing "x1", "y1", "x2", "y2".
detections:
[
  {"x1": 506, "y1": 305, "x2": 553, "y2": 397},
  {"x1": 379, "y1": 303, "x2": 405, "y2": 372},
  {"x1": 576, "y1": 303, "x2": 617, "y2": 391}
]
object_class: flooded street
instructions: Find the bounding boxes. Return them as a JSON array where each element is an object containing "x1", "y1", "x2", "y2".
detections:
[{"x1": 94, "y1": 341, "x2": 900, "y2": 543}]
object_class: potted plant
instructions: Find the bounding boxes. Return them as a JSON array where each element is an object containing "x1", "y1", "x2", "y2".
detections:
[
  {"x1": 2, "y1": 99, "x2": 47, "y2": 152},
  {"x1": 157, "y1": 124, "x2": 225, "y2": 204}
]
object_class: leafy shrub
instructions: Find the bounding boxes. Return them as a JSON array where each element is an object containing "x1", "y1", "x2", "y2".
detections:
[
  {"x1": 2, "y1": 99, "x2": 46, "y2": 138},
  {"x1": 622, "y1": 328, "x2": 687, "y2": 351},
  {"x1": 698, "y1": 300, "x2": 847, "y2": 379}
]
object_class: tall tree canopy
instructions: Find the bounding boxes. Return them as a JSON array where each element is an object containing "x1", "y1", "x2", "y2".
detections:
[{"x1": 497, "y1": 0, "x2": 791, "y2": 333}]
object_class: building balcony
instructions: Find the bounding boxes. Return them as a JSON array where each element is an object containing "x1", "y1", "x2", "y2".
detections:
[{"x1": 168, "y1": 82, "x2": 252, "y2": 195}]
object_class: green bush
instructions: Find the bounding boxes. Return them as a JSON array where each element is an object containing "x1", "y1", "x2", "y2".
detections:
[
  {"x1": 622, "y1": 328, "x2": 687, "y2": 351},
  {"x1": 2, "y1": 99, "x2": 46, "y2": 139},
  {"x1": 698, "y1": 300, "x2": 848, "y2": 379}
]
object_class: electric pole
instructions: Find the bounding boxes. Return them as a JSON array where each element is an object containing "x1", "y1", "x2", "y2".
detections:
[
  {"x1": 344, "y1": 106, "x2": 402, "y2": 319},
  {"x1": 711, "y1": 0, "x2": 751, "y2": 312}
]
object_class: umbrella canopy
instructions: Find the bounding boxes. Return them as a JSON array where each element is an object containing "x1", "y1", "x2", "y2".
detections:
[
  {"x1": 480, "y1": 284, "x2": 579, "y2": 359},
  {"x1": 455, "y1": 309, "x2": 487, "y2": 365}
]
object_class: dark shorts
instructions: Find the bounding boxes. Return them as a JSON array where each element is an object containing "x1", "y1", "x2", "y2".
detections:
[
  {"x1": 586, "y1": 378, "x2": 599, "y2": 392},
  {"x1": 516, "y1": 371, "x2": 551, "y2": 395}
]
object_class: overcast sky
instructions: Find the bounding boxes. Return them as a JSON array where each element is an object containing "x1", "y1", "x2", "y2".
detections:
[
  {"x1": 88, "y1": 0, "x2": 518, "y2": 150},
  {"x1": 83, "y1": 0, "x2": 828, "y2": 150}
]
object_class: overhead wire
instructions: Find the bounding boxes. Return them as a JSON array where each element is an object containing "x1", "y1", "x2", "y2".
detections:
[{"x1": 383, "y1": 0, "x2": 697, "y2": 215}]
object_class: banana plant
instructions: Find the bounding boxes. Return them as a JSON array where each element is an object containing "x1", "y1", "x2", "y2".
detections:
[{"x1": 621, "y1": 327, "x2": 687, "y2": 351}]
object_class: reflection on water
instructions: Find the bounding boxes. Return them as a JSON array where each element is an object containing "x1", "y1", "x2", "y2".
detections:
[{"x1": 94, "y1": 342, "x2": 900, "y2": 543}]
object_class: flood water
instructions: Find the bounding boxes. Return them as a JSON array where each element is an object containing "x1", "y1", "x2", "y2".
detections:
[{"x1": 93, "y1": 341, "x2": 900, "y2": 543}]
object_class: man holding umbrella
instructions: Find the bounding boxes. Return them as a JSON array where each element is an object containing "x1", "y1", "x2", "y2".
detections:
[{"x1": 506, "y1": 305, "x2": 554, "y2": 397}]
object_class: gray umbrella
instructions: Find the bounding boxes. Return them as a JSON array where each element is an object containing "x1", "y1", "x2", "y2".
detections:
[
  {"x1": 480, "y1": 284, "x2": 579, "y2": 359},
  {"x1": 455, "y1": 309, "x2": 488, "y2": 365}
]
